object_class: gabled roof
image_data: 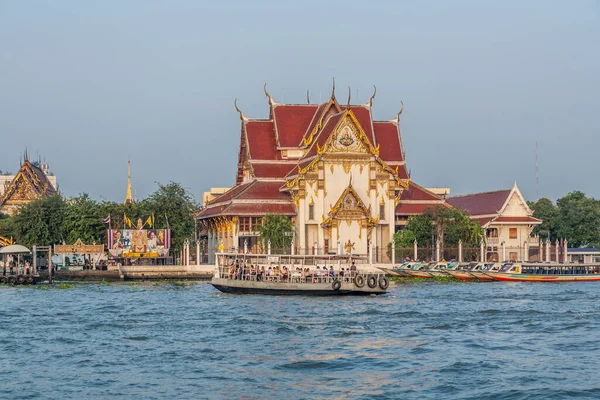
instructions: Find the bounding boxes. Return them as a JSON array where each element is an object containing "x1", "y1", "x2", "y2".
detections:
[
  {"x1": 395, "y1": 182, "x2": 448, "y2": 216},
  {"x1": 273, "y1": 104, "x2": 319, "y2": 148},
  {"x1": 198, "y1": 179, "x2": 294, "y2": 220},
  {"x1": 0, "y1": 159, "x2": 57, "y2": 210},
  {"x1": 447, "y1": 189, "x2": 512, "y2": 216},
  {"x1": 245, "y1": 120, "x2": 279, "y2": 160},
  {"x1": 373, "y1": 121, "x2": 404, "y2": 163}
]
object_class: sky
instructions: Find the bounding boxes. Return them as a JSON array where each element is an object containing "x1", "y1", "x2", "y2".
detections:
[{"x1": 1, "y1": 0, "x2": 598, "y2": 204}]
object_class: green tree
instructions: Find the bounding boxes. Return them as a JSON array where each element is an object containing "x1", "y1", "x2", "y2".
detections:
[
  {"x1": 62, "y1": 194, "x2": 105, "y2": 244},
  {"x1": 11, "y1": 194, "x2": 66, "y2": 247},
  {"x1": 258, "y1": 214, "x2": 294, "y2": 251},
  {"x1": 145, "y1": 182, "x2": 199, "y2": 250},
  {"x1": 405, "y1": 214, "x2": 434, "y2": 246},
  {"x1": 529, "y1": 197, "x2": 558, "y2": 239},
  {"x1": 555, "y1": 191, "x2": 600, "y2": 248},
  {"x1": 387, "y1": 228, "x2": 416, "y2": 260}
]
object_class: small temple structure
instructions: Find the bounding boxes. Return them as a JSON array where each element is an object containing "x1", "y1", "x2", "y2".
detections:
[
  {"x1": 198, "y1": 83, "x2": 447, "y2": 262},
  {"x1": 447, "y1": 182, "x2": 542, "y2": 262},
  {"x1": 0, "y1": 151, "x2": 58, "y2": 215}
]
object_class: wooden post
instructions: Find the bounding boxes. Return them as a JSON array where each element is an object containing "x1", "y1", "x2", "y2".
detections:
[
  {"x1": 391, "y1": 240, "x2": 396, "y2": 265},
  {"x1": 480, "y1": 239, "x2": 485, "y2": 262},
  {"x1": 458, "y1": 240, "x2": 463, "y2": 263},
  {"x1": 48, "y1": 248, "x2": 53, "y2": 284}
]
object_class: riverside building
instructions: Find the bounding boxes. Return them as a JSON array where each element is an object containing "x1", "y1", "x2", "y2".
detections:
[{"x1": 197, "y1": 84, "x2": 447, "y2": 263}]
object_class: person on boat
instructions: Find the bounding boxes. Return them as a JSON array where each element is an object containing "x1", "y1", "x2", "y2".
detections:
[
  {"x1": 267, "y1": 266, "x2": 273, "y2": 280},
  {"x1": 350, "y1": 261, "x2": 357, "y2": 277},
  {"x1": 282, "y1": 266, "x2": 289, "y2": 281},
  {"x1": 340, "y1": 267, "x2": 345, "y2": 282},
  {"x1": 329, "y1": 266, "x2": 335, "y2": 280}
]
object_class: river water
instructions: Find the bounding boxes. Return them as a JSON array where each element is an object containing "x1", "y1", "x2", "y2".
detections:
[{"x1": 1, "y1": 281, "x2": 600, "y2": 399}]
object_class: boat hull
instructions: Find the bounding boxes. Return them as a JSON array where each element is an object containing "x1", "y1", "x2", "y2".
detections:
[
  {"x1": 446, "y1": 271, "x2": 477, "y2": 280},
  {"x1": 487, "y1": 273, "x2": 600, "y2": 282},
  {"x1": 211, "y1": 278, "x2": 386, "y2": 295}
]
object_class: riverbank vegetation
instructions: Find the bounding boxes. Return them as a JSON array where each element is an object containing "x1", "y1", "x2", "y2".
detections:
[{"x1": 0, "y1": 182, "x2": 199, "y2": 251}]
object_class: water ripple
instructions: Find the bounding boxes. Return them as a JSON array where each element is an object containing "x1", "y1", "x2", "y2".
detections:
[{"x1": 2, "y1": 281, "x2": 600, "y2": 399}]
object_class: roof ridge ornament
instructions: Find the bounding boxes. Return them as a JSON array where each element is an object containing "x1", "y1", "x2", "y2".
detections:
[
  {"x1": 331, "y1": 77, "x2": 336, "y2": 100},
  {"x1": 307, "y1": 90, "x2": 310, "y2": 104},
  {"x1": 393, "y1": 101, "x2": 404, "y2": 123},
  {"x1": 234, "y1": 99, "x2": 247, "y2": 121},
  {"x1": 346, "y1": 87, "x2": 351, "y2": 110},
  {"x1": 367, "y1": 85, "x2": 376, "y2": 107},
  {"x1": 264, "y1": 83, "x2": 275, "y2": 106}
]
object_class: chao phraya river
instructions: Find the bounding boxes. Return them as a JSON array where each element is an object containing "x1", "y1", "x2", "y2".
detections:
[{"x1": 2, "y1": 281, "x2": 600, "y2": 399}]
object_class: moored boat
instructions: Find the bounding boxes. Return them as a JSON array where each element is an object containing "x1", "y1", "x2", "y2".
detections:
[{"x1": 485, "y1": 263, "x2": 600, "y2": 282}]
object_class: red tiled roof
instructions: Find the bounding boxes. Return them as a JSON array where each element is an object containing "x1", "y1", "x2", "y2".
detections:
[
  {"x1": 302, "y1": 102, "x2": 329, "y2": 145},
  {"x1": 473, "y1": 217, "x2": 494, "y2": 227},
  {"x1": 304, "y1": 112, "x2": 344, "y2": 158},
  {"x1": 493, "y1": 216, "x2": 542, "y2": 224},
  {"x1": 400, "y1": 182, "x2": 444, "y2": 202},
  {"x1": 373, "y1": 122, "x2": 403, "y2": 162},
  {"x1": 273, "y1": 105, "x2": 318, "y2": 148},
  {"x1": 236, "y1": 181, "x2": 289, "y2": 201},
  {"x1": 395, "y1": 203, "x2": 439, "y2": 215},
  {"x1": 246, "y1": 121, "x2": 279, "y2": 160},
  {"x1": 226, "y1": 203, "x2": 296, "y2": 216},
  {"x1": 350, "y1": 106, "x2": 375, "y2": 144},
  {"x1": 251, "y1": 163, "x2": 295, "y2": 179},
  {"x1": 447, "y1": 190, "x2": 511, "y2": 216},
  {"x1": 205, "y1": 181, "x2": 253, "y2": 206}
]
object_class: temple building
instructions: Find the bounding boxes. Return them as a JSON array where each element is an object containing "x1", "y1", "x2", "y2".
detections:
[
  {"x1": 0, "y1": 152, "x2": 58, "y2": 215},
  {"x1": 198, "y1": 83, "x2": 448, "y2": 262},
  {"x1": 447, "y1": 182, "x2": 541, "y2": 262}
]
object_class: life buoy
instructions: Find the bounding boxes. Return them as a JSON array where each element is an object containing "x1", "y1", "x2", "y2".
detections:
[
  {"x1": 16, "y1": 275, "x2": 26, "y2": 284},
  {"x1": 26, "y1": 275, "x2": 34, "y2": 284},
  {"x1": 367, "y1": 275, "x2": 377, "y2": 288},
  {"x1": 354, "y1": 275, "x2": 365, "y2": 287},
  {"x1": 379, "y1": 276, "x2": 389, "y2": 290},
  {"x1": 332, "y1": 280, "x2": 341, "y2": 291},
  {"x1": 7, "y1": 276, "x2": 16, "y2": 285}
]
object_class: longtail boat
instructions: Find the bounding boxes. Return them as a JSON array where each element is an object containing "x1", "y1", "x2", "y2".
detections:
[{"x1": 486, "y1": 263, "x2": 600, "y2": 282}]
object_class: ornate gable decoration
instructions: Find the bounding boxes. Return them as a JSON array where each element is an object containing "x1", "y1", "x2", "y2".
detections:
[
  {"x1": 0, "y1": 160, "x2": 56, "y2": 210},
  {"x1": 317, "y1": 111, "x2": 379, "y2": 156},
  {"x1": 322, "y1": 184, "x2": 378, "y2": 227}
]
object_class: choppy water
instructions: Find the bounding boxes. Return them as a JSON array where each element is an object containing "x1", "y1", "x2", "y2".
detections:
[{"x1": 2, "y1": 281, "x2": 600, "y2": 399}]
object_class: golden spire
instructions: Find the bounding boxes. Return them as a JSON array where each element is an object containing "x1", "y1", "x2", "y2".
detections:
[{"x1": 124, "y1": 160, "x2": 134, "y2": 204}]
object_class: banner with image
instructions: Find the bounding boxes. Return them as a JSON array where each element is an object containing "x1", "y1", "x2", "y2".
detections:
[{"x1": 107, "y1": 229, "x2": 171, "y2": 257}]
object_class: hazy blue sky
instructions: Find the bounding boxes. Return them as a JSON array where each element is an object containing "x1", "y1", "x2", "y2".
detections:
[{"x1": 1, "y1": 1, "x2": 598, "y2": 203}]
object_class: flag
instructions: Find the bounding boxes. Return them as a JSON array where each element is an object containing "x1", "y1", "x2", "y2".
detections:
[
  {"x1": 164, "y1": 229, "x2": 171, "y2": 249},
  {"x1": 103, "y1": 215, "x2": 111, "y2": 224},
  {"x1": 124, "y1": 213, "x2": 133, "y2": 228},
  {"x1": 107, "y1": 229, "x2": 114, "y2": 249},
  {"x1": 146, "y1": 216, "x2": 153, "y2": 228}
]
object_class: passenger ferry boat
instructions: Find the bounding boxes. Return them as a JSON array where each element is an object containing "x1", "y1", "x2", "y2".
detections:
[
  {"x1": 211, "y1": 253, "x2": 388, "y2": 295},
  {"x1": 485, "y1": 263, "x2": 600, "y2": 282}
]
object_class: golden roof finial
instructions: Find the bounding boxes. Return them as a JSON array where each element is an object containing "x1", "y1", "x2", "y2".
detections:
[
  {"x1": 331, "y1": 77, "x2": 336, "y2": 100},
  {"x1": 347, "y1": 87, "x2": 351, "y2": 110},
  {"x1": 234, "y1": 98, "x2": 246, "y2": 121},
  {"x1": 124, "y1": 160, "x2": 135, "y2": 205},
  {"x1": 393, "y1": 101, "x2": 404, "y2": 123},
  {"x1": 367, "y1": 85, "x2": 377, "y2": 107},
  {"x1": 264, "y1": 83, "x2": 274, "y2": 106}
]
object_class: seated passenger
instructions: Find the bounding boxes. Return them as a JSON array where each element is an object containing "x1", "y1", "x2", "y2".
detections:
[{"x1": 329, "y1": 266, "x2": 334, "y2": 277}]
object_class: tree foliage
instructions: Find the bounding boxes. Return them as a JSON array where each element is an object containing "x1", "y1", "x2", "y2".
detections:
[
  {"x1": 258, "y1": 214, "x2": 294, "y2": 250},
  {"x1": 530, "y1": 191, "x2": 600, "y2": 248},
  {"x1": 0, "y1": 182, "x2": 199, "y2": 251}
]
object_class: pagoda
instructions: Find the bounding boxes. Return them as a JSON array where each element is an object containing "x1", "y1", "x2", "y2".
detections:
[
  {"x1": 197, "y1": 82, "x2": 446, "y2": 262},
  {"x1": 124, "y1": 160, "x2": 135, "y2": 205}
]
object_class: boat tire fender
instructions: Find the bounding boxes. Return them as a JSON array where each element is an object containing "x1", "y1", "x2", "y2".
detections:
[
  {"x1": 0, "y1": 276, "x2": 6, "y2": 284},
  {"x1": 379, "y1": 276, "x2": 389, "y2": 290},
  {"x1": 7, "y1": 276, "x2": 16, "y2": 285},
  {"x1": 354, "y1": 275, "x2": 365, "y2": 288},
  {"x1": 26, "y1": 275, "x2": 34, "y2": 284},
  {"x1": 16, "y1": 275, "x2": 25, "y2": 284},
  {"x1": 367, "y1": 275, "x2": 377, "y2": 288},
  {"x1": 332, "y1": 280, "x2": 341, "y2": 291}
]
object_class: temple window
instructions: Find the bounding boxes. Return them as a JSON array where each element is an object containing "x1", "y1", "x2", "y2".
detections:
[
  {"x1": 308, "y1": 204, "x2": 314, "y2": 220},
  {"x1": 251, "y1": 217, "x2": 262, "y2": 232},
  {"x1": 379, "y1": 204, "x2": 385, "y2": 220},
  {"x1": 486, "y1": 228, "x2": 498, "y2": 238},
  {"x1": 324, "y1": 239, "x2": 329, "y2": 254},
  {"x1": 509, "y1": 228, "x2": 518, "y2": 239},
  {"x1": 239, "y1": 217, "x2": 250, "y2": 232}
]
